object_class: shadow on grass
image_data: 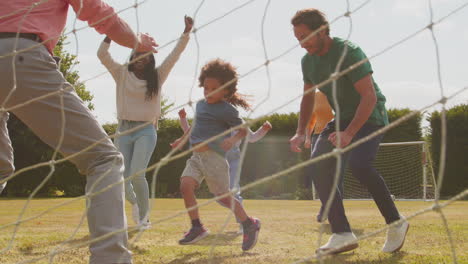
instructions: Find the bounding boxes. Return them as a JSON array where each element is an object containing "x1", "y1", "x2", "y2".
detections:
[
  {"x1": 302, "y1": 250, "x2": 407, "y2": 264},
  {"x1": 314, "y1": 223, "x2": 365, "y2": 236},
  {"x1": 190, "y1": 232, "x2": 240, "y2": 246},
  {"x1": 166, "y1": 251, "x2": 260, "y2": 264},
  {"x1": 45, "y1": 234, "x2": 90, "y2": 247}
]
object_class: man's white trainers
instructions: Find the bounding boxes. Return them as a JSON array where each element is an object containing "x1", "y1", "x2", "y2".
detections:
[
  {"x1": 382, "y1": 216, "x2": 409, "y2": 253},
  {"x1": 132, "y1": 203, "x2": 140, "y2": 225},
  {"x1": 316, "y1": 232, "x2": 358, "y2": 255}
]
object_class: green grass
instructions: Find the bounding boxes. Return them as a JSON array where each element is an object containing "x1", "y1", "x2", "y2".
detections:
[{"x1": 0, "y1": 198, "x2": 467, "y2": 264}]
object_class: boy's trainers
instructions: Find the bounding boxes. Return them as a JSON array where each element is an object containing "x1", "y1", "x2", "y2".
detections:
[
  {"x1": 139, "y1": 215, "x2": 151, "y2": 231},
  {"x1": 316, "y1": 232, "x2": 358, "y2": 255},
  {"x1": 178, "y1": 226, "x2": 209, "y2": 245},
  {"x1": 242, "y1": 217, "x2": 261, "y2": 251},
  {"x1": 382, "y1": 216, "x2": 409, "y2": 253},
  {"x1": 132, "y1": 203, "x2": 140, "y2": 225}
]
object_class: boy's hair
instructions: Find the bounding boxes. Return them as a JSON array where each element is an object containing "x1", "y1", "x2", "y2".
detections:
[
  {"x1": 198, "y1": 58, "x2": 251, "y2": 110},
  {"x1": 291, "y1": 8, "x2": 330, "y2": 35}
]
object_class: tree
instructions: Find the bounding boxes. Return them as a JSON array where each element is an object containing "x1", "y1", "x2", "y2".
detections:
[
  {"x1": 5, "y1": 35, "x2": 93, "y2": 197},
  {"x1": 54, "y1": 36, "x2": 94, "y2": 110},
  {"x1": 383, "y1": 108, "x2": 422, "y2": 142},
  {"x1": 428, "y1": 104, "x2": 468, "y2": 198}
]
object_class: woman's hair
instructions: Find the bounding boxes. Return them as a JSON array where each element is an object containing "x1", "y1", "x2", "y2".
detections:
[
  {"x1": 128, "y1": 52, "x2": 159, "y2": 101},
  {"x1": 198, "y1": 58, "x2": 251, "y2": 110}
]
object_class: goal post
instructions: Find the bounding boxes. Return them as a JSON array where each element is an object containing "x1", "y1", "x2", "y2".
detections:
[{"x1": 312, "y1": 141, "x2": 436, "y2": 201}]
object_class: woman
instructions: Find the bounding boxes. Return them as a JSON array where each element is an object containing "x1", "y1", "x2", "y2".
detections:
[{"x1": 97, "y1": 16, "x2": 193, "y2": 229}]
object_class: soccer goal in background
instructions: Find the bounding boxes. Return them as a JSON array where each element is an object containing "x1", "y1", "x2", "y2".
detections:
[{"x1": 312, "y1": 141, "x2": 436, "y2": 201}]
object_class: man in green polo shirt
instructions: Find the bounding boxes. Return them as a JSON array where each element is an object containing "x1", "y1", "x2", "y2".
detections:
[{"x1": 288, "y1": 8, "x2": 409, "y2": 255}]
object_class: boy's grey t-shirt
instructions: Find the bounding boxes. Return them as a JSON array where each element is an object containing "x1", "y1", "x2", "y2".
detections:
[{"x1": 190, "y1": 100, "x2": 243, "y2": 156}]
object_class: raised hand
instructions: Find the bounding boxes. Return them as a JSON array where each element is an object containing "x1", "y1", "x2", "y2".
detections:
[
  {"x1": 178, "y1": 108, "x2": 187, "y2": 119},
  {"x1": 184, "y1": 15, "x2": 194, "y2": 34},
  {"x1": 262, "y1": 121, "x2": 272, "y2": 131},
  {"x1": 136, "y1": 33, "x2": 158, "y2": 53}
]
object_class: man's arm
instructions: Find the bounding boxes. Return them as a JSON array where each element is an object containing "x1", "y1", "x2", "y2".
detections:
[
  {"x1": 328, "y1": 74, "x2": 376, "y2": 147},
  {"x1": 68, "y1": 0, "x2": 157, "y2": 52},
  {"x1": 289, "y1": 83, "x2": 315, "y2": 152}
]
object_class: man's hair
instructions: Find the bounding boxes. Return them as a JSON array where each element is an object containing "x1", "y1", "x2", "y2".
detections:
[{"x1": 291, "y1": 8, "x2": 330, "y2": 35}]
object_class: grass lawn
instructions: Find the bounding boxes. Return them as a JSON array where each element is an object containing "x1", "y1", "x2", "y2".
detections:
[{"x1": 0, "y1": 198, "x2": 467, "y2": 264}]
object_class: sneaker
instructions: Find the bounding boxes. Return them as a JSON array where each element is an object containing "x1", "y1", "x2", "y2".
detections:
[
  {"x1": 242, "y1": 217, "x2": 261, "y2": 251},
  {"x1": 139, "y1": 216, "x2": 152, "y2": 231},
  {"x1": 316, "y1": 232, "x2": 358, "y2": 255},
  {"x1": 132, "y1": 203, "x2": 140, "y2": 225},
  {"x1": 178, "y1": 226, "x2": 209, "y2": 245},
  {"x1": 382, "y1": 216, "x2": 409, "y2": 253}
]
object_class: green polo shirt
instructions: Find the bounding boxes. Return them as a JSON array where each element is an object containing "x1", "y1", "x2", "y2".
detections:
[{"x1": 301, "y1": 37, "x2": 389, "y2": 126}]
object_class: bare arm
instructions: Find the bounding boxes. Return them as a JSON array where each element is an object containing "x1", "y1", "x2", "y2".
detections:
[
  {"x1": 68, "y1": 0, "x2": 157, "y2": 52},
  {"x1": 248, "y1": 121, "x2": 272, "y2": 143},
  {"x1": 157, "y1": 16, "x2": 193, "y2": 85}
]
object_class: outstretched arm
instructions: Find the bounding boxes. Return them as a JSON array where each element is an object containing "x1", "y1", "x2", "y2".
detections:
[
  {"x1": 248, "y1": 121, "x2": 272, "y2": 143},
  {"x1": 158, "y1": 16, "x2": 193, "y2": 85},
  {"x1": 68, "y1": 0, "x2": 158, "y2": 52}
]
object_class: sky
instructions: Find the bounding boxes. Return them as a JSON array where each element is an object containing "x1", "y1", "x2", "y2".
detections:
[{"x1": 64, "y1": 0, "x2": 468, "y2": 125}]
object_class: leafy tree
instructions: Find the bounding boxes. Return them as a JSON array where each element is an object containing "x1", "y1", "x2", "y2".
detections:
[
  {"x1": 428, "y1": 104, "x2": 468, "y2": 198},
  {"x1": 53, "y1": 36, "x2": 94, "y2": 110},
  {"x1": 383, "y1": 108, "x2": 422, "y2": 142}
]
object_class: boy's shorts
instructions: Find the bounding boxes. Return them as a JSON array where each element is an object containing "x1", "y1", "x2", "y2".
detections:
[{"x1": 181, "y1": 150, "x2": 230, "y2": 195}]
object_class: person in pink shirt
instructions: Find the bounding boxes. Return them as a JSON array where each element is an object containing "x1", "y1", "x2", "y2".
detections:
[{"x1": 0, "y1": 1, "x2": 157, "y2": 263}]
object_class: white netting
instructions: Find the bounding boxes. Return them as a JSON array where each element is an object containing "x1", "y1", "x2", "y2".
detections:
[
  {"x1": 325, "y1": 141, "x2": 437, "y2": 201},
  {"x1": 0, "y1": 0, "x2": 467, "y2": 263}
]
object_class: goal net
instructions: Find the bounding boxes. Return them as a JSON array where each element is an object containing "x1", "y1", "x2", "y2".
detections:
[{"x1": 312, "y1": 141, "x2": 436, "y2": 201}]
